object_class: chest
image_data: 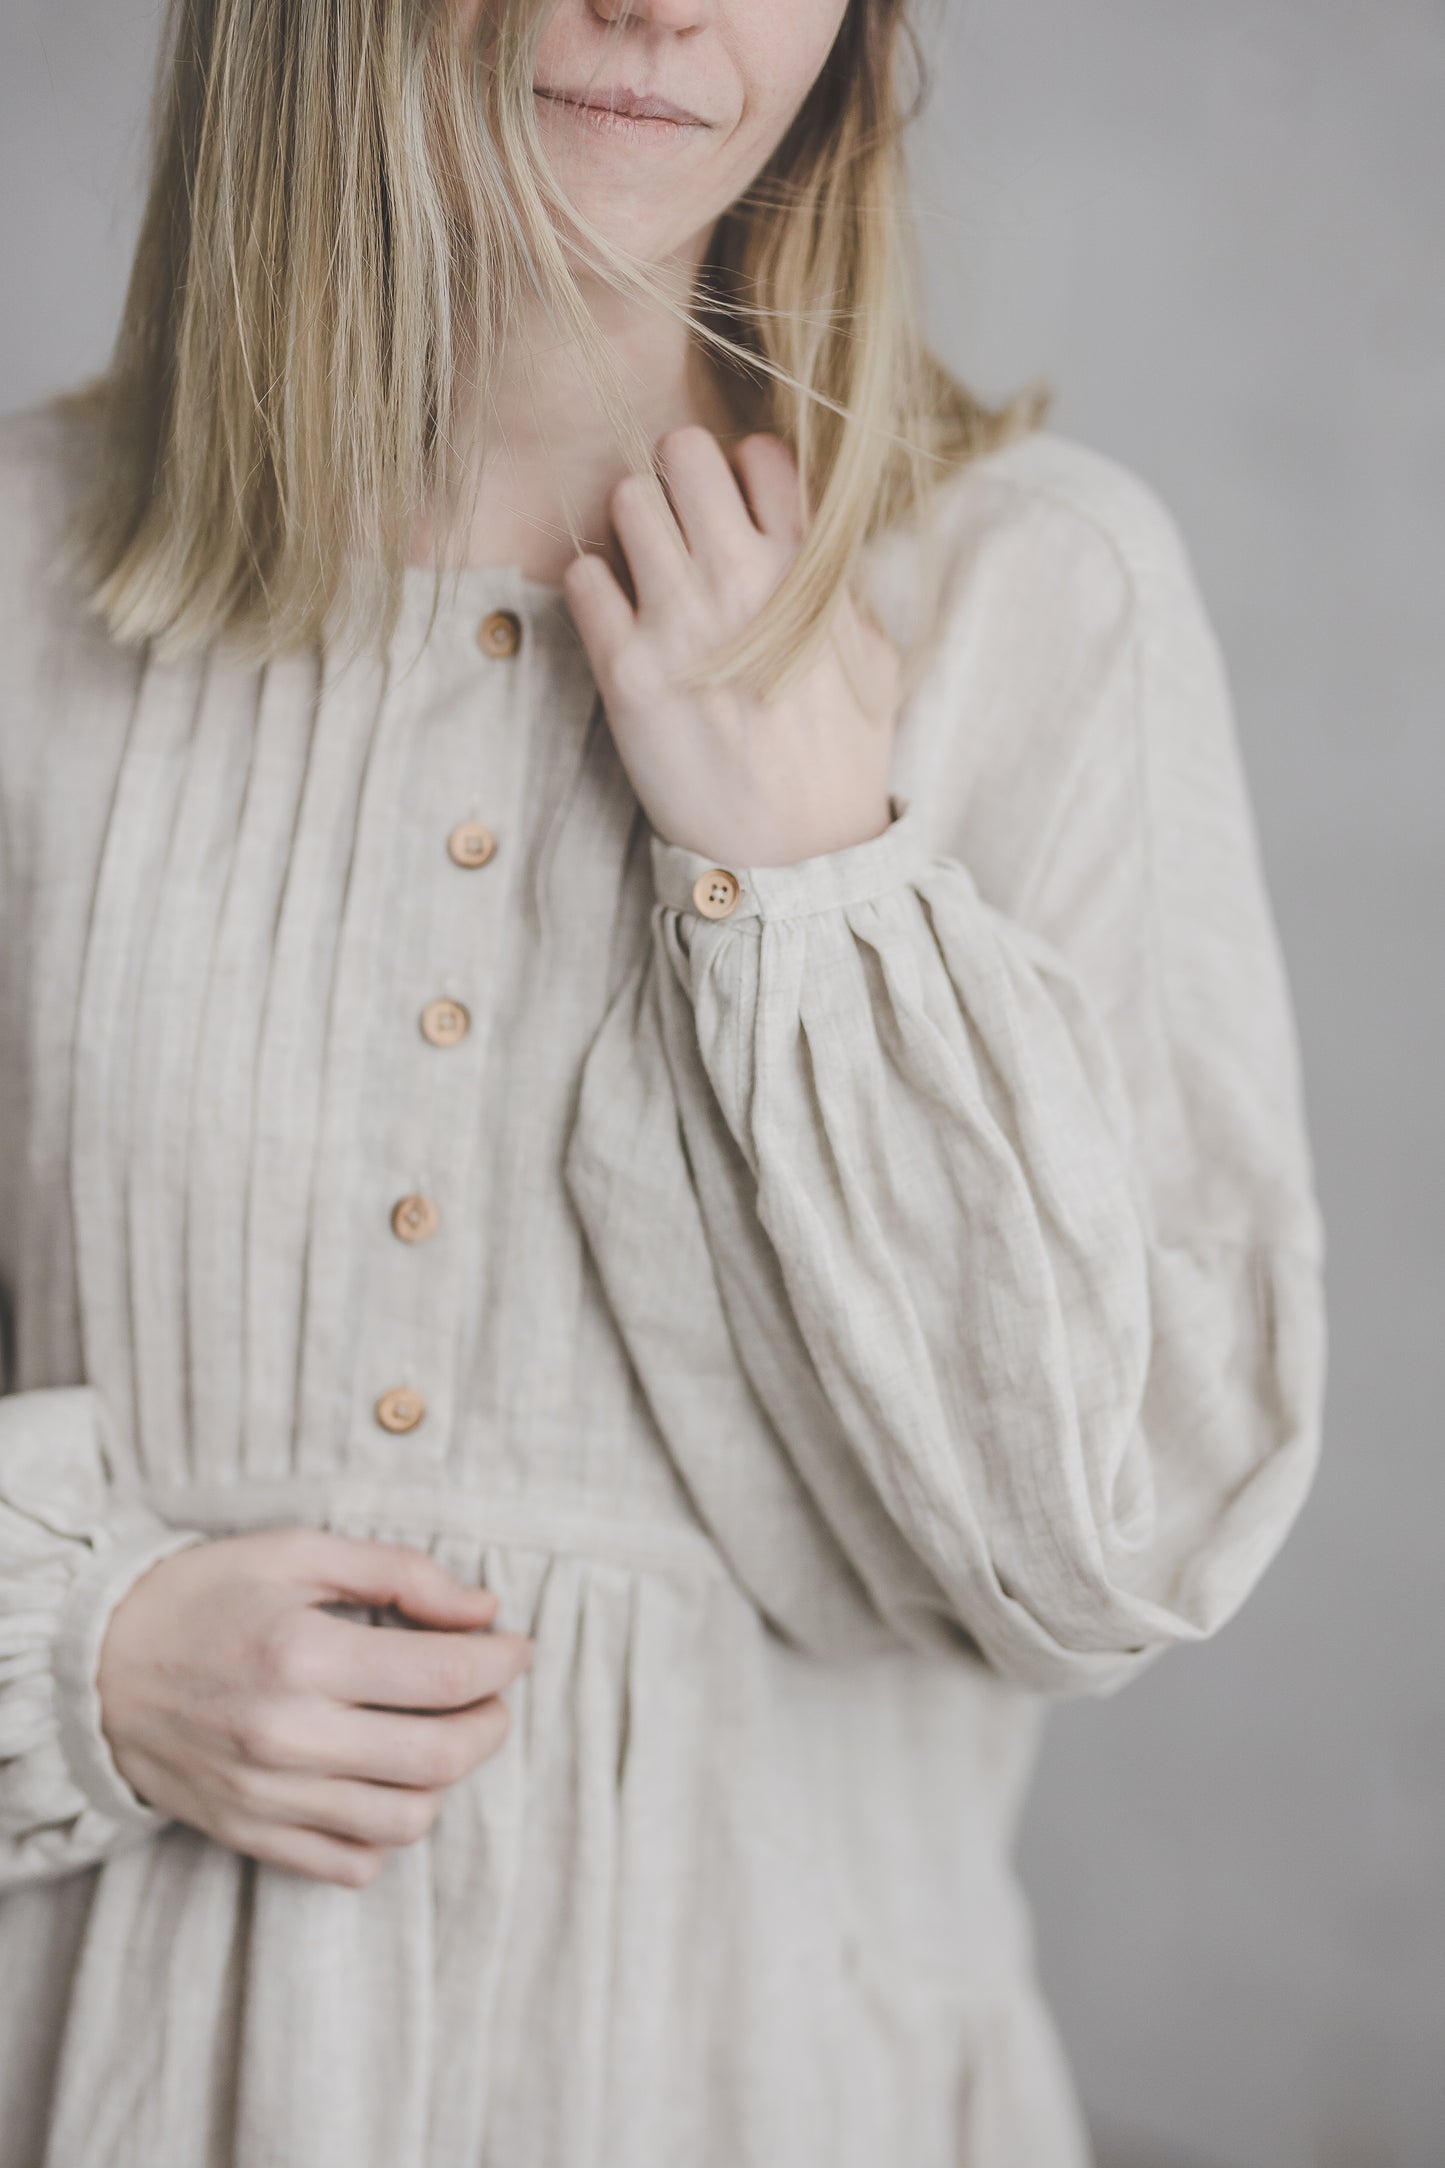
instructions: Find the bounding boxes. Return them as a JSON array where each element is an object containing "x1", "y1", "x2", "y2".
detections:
[{"x1": 0, "y1": 611, "x2": 658, "y2": 1450}]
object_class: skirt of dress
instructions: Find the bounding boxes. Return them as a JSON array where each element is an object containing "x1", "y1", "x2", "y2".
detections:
[{"x1": 0, "y1": 1510, "x2": 1096, "y2": 2168}]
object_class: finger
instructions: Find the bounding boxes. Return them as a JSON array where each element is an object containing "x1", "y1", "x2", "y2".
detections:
[
  {"x1": 219, "y1": 1684, "x2": 519, "y2": 1783},
  {"x1": 293, "y1": 1531, "x2": 501, "y2": 1630},
  {"x1": 655, "y1": 424, "x2": 761, "y2": 570},
  {"x1": 218, "y1": 1815, "x2": 387, "y2": 1889},
  {"x1": 237, "y1": 1692, "x2": 516, "y2": 1787},
  {"x1": 305, "y1": 1609, "x2": 535, "y2": 1712},
  {"x1": 237, "y1": 1768, "x2": 450, "y2": 1850},
  {"x1": 237, "y1": 1691, "x2": 513, "y2": 1795},
  {"x1": 323, "y1": 1695, "x2": 517, "y2": 1787},
  {"x1": 606, "y1": 467, "x2": 692, "y2": 612},
  {"x1": 560, "y1": 548, "x2": 636, "y2": 678},
  {"x1": 730, "y1": 433, "x2": 806, "y2": 545}
]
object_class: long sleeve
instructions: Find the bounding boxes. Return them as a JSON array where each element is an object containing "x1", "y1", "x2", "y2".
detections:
[
  {"x1": 0, "y1": 1386, "x2": 210, "y2": 1888},
  {"x1": 563, "y1": 463, "x2": 1328, "y2": 1695}
]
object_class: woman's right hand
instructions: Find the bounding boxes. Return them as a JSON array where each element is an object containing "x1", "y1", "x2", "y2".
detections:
[{"x1": 94, "y1": 1525, "x2": 536, "y2": 1888}]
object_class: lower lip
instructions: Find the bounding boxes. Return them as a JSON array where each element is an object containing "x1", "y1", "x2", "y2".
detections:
[{"x1": 534, "y1": 90, "x2": 703, "y2": 141}]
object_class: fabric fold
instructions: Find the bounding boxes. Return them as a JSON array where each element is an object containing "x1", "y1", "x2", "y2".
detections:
[
  {"x1": 10, "y1": 1517, "x2": 1058, "y2": 2166},
  {"x1": 0, "y1": 1386, "x2": 210, "y2": 1889},
  {"x1": 565, "y1": 541, "x2": 1327, "y2": 1696}
]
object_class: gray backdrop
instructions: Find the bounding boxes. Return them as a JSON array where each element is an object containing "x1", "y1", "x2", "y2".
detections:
[{"x1": 3, "y1": 2, "x2": 1441, "y2": 2164}]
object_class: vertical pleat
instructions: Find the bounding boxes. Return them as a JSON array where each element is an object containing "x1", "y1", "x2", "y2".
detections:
[
  {"x1": 68, "y1": 645, "x2": 209, "y2": 1475},
  {"x1": 0, "y1": 1507, "x2": 1053, "y2": 2168},
  {"x1": 39, "y1": 1830, "x2": 250, "y2": 2167},
  {"x1": 128, "y1": 648, "x2": 261, "y2": 1488},
  {"x1": 418, "y1": 1534, "x2": 536, "y2": 2161},
  {"x1": 420, "y1": 1796, "x2": 521, "y2": 2160},
  {"x1": 231, "y1": 1836, "x2": 434, "y2": 2167},
  {"x1": 599, "y1": 1567, "x2": 712, "y2": 2163},
  {"x1": 184, "y1": 650, "x2": 320, "y2": 1482},
  {"x1": 284, "y1": 637, "x2": 424, "y2": 1480},
  {"x1": 663, "y1": 1595, "x2": 841, "y2": 2168},
  {"x1": 11, "y1": 636, "x2": 146, "y2": 1403},
  {"x1": 480, "y1": 1548, "x2": 628, "y2": 2167},
  {"x1": 240, "y1": 639, "x2": 404, "y2": 1482},
  {"x1": 0, "y1": 1871, "x2": 94, "y2": 2168}
]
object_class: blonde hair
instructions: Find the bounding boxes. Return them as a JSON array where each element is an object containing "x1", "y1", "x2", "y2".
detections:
[{"x1": 53, "y1": 0, "x2": 1051, "y2": 698}]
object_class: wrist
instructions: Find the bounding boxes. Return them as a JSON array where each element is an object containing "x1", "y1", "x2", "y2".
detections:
[{"x1": 650, "y1": 792, "x2": 923, "y2": 925}]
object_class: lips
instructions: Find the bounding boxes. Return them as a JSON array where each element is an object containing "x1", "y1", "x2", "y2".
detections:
[{"x1": 533, "y1": 83, "x2": 705, "y2": 126}]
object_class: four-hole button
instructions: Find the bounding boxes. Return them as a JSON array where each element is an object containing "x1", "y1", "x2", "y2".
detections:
[{"x1": 692, "y1": 867, "x2": 741, "y2": 919}]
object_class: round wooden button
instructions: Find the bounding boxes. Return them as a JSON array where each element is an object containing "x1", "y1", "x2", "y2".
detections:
[
  {"x1": 477, "y1": 609, "x2": 522, "y2": 659},
  {"x1": 447, "y1": 820, "x2": 497, "y2": 869},
  {"x1": 391, "y1": 1192, "x2": 440, "y2": 1244},
  {"x1": 376, "y1": 1386, "x2": 426, "y2": 1433},
  {"x1": 692, "y1": 867, "x2": 741, "y2": 919},
  {"x1": 420, "y1": 996, "x2": 470, "y2": 1046}
]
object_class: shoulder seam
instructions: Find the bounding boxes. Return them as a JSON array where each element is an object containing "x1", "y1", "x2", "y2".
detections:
[{"x1": 946, "y1": 435, "x2": 1187, "y2": 623}]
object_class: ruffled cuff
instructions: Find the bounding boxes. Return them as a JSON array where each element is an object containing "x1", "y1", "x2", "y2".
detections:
[
  {"x1": 0, "y1": 1387, "x2": 209, "y2": 1884},
  {"x1": 649, "y1": 793, "x2": 928, "y2": 923}
]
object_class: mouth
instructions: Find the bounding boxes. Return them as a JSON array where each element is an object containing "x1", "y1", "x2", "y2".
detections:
[{"x1": 533, "y1": 83, "x2": 708, "y2": 138}]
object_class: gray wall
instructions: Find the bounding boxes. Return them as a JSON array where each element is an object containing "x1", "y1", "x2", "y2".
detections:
[{"x1": 3, "y1": 3, "x2": 1441, "y2": 2164}]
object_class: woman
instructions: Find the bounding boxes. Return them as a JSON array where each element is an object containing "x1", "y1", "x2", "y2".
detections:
[{"x1": 0, "y1": 0, "x2": 1328, "y2": 2160}]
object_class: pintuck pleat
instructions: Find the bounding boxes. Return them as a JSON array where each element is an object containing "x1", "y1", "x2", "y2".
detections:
[
  {"x1": 184, "y1": 653, "x2": 319, "y2": 1486},
  {"x1": 1, "y1": 398, "x2": 1326, "y2": 2167},
  {"x1": 67, "y1": 643, "x2": 209, "y2": 1486}
]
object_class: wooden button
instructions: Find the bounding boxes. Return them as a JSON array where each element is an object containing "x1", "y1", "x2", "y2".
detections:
[
  {"x1": 391, "y1": 1193, "x2": 440, "y2": 1244},
  {"x1": 447, "y1": 820, "x2": 497, "y2": 869},
  {"x1": 692, "y1": 867, "x2": 741, "y2": 918},
  {"x1": 477, "y1": 609, "x2": 522, "y2": 659},
  {"x1": 420, "y1": 997, "x2": 469, "y2": 1046},
  {"x1": 376, "y1": 1386, "x2": 425, "y2": 1433}
]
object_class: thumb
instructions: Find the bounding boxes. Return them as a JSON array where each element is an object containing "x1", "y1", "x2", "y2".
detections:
[{"x1": 303, "y1": 1533, "x2": 501, "y2": 1628}]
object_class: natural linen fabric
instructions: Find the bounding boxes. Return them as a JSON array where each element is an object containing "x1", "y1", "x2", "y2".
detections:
[{"x1": 0, "y1": 395, "x2": 1326, "y2": 2167}]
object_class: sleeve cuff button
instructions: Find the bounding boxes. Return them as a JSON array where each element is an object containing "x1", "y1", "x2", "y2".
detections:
[{"x1": 692, "y1": 867, "x2": 741, "y2": 918}]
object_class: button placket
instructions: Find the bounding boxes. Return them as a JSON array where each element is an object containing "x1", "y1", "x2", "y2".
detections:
[{"x1": 355, "y1": 592, "x2": 529, "y2": 1464}]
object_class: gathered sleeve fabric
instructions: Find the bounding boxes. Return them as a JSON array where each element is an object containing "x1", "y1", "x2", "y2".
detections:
[
  {"x1": 563, "y1": 475, "x2": 1328, "y2": 1696},
  {"x1": 0, "y1": 1387, "x2": 210, "y2": 1888}
]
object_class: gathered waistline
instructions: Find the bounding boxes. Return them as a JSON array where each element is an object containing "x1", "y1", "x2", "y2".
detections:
[{"x1": 123, "y1": 1477, "x2": 738, "y2": 1590}]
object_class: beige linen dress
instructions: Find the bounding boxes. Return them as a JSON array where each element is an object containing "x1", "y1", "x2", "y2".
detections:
[{"x1": 0, "y1": 393, "x2": 1327, "y2": 2167}]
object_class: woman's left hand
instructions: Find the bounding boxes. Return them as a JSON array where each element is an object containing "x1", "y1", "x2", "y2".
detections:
[{"x1": 561, "y1": 427, "x2": 901, "y2": 869}]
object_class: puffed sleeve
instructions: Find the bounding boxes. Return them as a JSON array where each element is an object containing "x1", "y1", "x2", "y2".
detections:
[
  {"x1": 0, "y1": 1387, "x2": 210, "y2": 1888},
  {"x1": 562, "y1": 464, "x2": 1328, "y2": 1695}
]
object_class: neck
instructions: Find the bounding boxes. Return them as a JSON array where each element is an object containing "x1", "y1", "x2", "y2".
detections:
[{"x1": 409, "y1": 234, "x2": 747, "y2": 586}]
